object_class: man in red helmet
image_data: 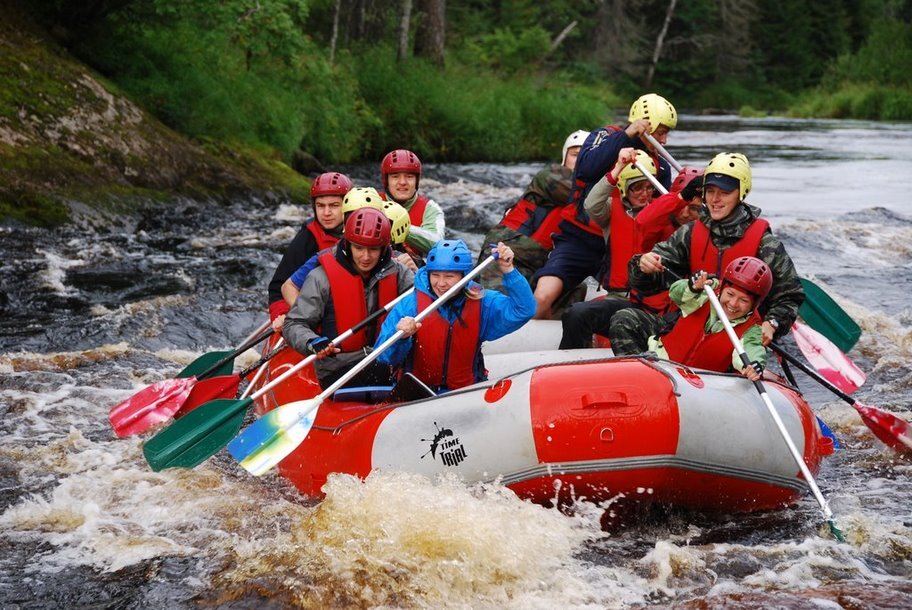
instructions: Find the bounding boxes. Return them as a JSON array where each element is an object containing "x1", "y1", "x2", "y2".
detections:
[
  {"x1": 268, "y1": 172, "x2": 353, "y2": 331},
  {"x1": 380, "y1": 149, "x2": 445, "y2": 257},
  {"x1": 283, "y1": 207, "x2": 414, "y2": 389},
  {"x1": 612, "y1": 256, "x2": 771, "y2": 380}
]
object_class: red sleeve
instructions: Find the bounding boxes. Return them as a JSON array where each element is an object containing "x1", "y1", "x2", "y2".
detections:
[
  {"x1": 269, "y1": 299, "x2": 290, "y2": 321},
  {"x1": 636, "y1": 192, "x2": 685, "y2": 226}
]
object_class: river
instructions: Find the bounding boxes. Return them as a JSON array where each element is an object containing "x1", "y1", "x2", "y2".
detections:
[{"x1": 1, "y1": 116, "x2": 911, "y2": 609}]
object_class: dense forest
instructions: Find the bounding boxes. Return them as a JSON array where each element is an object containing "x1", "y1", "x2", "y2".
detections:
[{"x1": 18, "y1": 0, "x2": 912, "y2": 165}]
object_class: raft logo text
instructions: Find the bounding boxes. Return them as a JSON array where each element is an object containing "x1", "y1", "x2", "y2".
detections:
[{"x1": 421, "y1": 422, "x2": 468, "y2": 467}]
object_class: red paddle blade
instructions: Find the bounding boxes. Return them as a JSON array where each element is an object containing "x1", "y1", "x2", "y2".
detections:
[
  {"x1": 174, "y1": 374, "x2": 240, "y2": 419},
  {"x1": 854, "y1": 402, "x2": 912, "y2": 457},
  {"x1": 792, "y1": 321, "x2": 866, "y2": 394},
  {"x1": 108, "y1": 377, "x2": 196, "y2": 438}
]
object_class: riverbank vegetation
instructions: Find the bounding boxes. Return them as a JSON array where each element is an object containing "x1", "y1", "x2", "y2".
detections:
[{"x1": 20, "y1": 0, "x2": 912, "y2": 166}]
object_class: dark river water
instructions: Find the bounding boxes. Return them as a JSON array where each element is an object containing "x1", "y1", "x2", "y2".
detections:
[{"x1": 1, "y1": 116, "x2": 911, "y2": 609}]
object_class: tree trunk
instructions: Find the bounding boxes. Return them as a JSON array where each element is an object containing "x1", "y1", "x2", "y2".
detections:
[
  {"x1": 329, "y1": 0, "x2": 341, "y2": 65},
  {"x1": 414, "y1": 0, "x2": 446, "y2": 68},
  {"x1": 396, "y1": 0, "x2": 413, "y2": 63},
  {"x1": 645, "y1": 0, "x2": 677, "y2": 89}
]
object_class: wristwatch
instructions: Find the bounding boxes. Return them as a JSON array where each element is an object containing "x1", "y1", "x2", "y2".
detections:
[{"x1": 768, "y1": 319, "x2": 780, "y2": 330}]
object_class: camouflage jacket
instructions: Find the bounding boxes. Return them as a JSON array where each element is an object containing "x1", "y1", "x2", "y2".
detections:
[
  {"x1": 525, "y1": 164, "x2": 573, "y2": 208},
  {"x1": 627, "y1": 203, "x2": 805, "y2": 339}
]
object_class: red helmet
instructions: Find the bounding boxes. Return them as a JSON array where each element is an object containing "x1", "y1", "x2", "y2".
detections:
[
  {"x1": 671, "y1": 166, "x2": 704, "y2": 194},
  {"x1": 310, "y1": 172, "x2": 353, "y2": 200},
  {"x1": 344, "y1": 207, "x2": 391, "y2": 248},
  {"x1": 381, "y1": 149, "x2": 422, "y2": 188},
  {"x1": 722, "y1": 256, "x2": 773, "y2": 303}
]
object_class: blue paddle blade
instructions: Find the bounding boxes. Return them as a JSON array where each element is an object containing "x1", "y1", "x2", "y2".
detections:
[
  {"x1": 816, "y1": 415, "x2": 841, "y2": 450},
  {"x1": 228, "y1": 399, "x2": 319, "y2": 476}
]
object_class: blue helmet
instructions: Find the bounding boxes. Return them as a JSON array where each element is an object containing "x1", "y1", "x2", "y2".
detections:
[{"x1": 425, "y1": 240, "x2": 474, "y2": 273}]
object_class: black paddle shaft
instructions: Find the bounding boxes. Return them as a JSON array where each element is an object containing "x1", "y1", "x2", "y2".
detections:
[
  {"x1": 770, "y1": 343, "x2": 854, "y2": 404},
  {"x1": 197, "y1": 327, "x2": 275, "y2": 380}
]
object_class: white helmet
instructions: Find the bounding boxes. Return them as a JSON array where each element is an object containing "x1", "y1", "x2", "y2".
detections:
[{"x1": 562, "y1": 130, "x2": 590, "y2": 166}]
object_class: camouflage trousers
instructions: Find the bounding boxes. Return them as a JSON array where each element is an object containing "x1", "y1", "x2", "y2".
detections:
[
  {"x1": 478, "y1": 225, "x2": 549, "y2": 294},
  {"x1": 608, "y1": 308, "x2": 669, "y2": 356}
]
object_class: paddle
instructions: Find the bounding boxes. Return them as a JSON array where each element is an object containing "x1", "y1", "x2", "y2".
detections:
[
  {"x1": 176, "y1": 319, "x2": 271, "y2": 378},
  {"x1": 172, "y1": 338, "x2": 289, "y2": 418},
  {"x1": 108, "y1": 325, "x2": 274, "y2": 438},
  {"x1": 703, "y1": 283, "x2": 845, "y2": 541},
  {"x1": 228, "y1": 255, "x2": 499, "y2": 476},
  {"x1": 798, "y1": 278, "x2": 862, "y2": 353},
  {"x1": 142, "y1": 288, "x2": 416, "y2": 471},
  {"x1": 771, "y1": 344, "x2": 911, "y2": 457},
  {"x1": 791, "y1": 320, "x2": 865, "y2": 394},
  {"x1": 642, "y1": 132, "x2": 683, "y2": 172}
]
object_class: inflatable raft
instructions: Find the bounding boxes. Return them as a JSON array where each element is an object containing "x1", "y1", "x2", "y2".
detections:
[{"x1": 249, "y1": 334, "x2": 832, "y2": 515}]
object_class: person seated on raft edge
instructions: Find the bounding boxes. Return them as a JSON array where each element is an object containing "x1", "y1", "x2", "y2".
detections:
[
  {"x1": 279, "y1": 187, "x2": 415, "y2": 309},
  {"x1": 268, "y1": 172, "x2": 353, "y2": 332},
  {"x1": 611, "y1": 256, "x2": 772, "y2": 382},
  {"x1": 373, "y1": 239, "x2": 536, "y2": 394},
  {"x1": 477, "y1": 128, "x2": 589, "y2": 294},
  {"x1": 282, "y1": 207, "x2": 415, "y2": 390}
]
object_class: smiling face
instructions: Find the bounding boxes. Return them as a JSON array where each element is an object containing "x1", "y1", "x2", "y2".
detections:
[
  {"x1": 625, "y1": 179, "x2": 653, "y2": 209},
  {"x1": 350, "y1": 243, "x2": 383, "y2": 277},
  {"x1": 702, "y1": 185, "x2": 741, "y2": 221},
  {"x1": 386, "y1": 172, "x2": 418, "y2": 203},
  {"x1": 313, "y1": 195, "x2": 344, "y2": 230},
  {"x1": 428, "y1": 271, "x2": 463, "y2": 297},
  {"x1": 719, "y1": 284, "x2": 756, "y2": 320}
]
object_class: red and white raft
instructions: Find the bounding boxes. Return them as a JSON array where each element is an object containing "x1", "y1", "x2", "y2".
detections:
[{"x1": 250, "y1": 333, "x2": 833, "y2": 515}]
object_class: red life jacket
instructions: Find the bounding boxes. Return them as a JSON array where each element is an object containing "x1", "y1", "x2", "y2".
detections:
[
  {"x1": 500, "y1": 198, "x2": 564, "y2": 250},
  {"x1": 318, "y1": 251, "x2": 398, "y2": 352},
  {"x1": 662, "y1": 304, "x2": 762, "y2": 371},
  {"x1": 407, "y1": 195, "x2": 430, "y2": 227},
  {"x1": 689, "y1": 217, "x2": 770, "y2": 276},
  {"x1": 626, "y1": 192, "x2": 687, "y2": 314},
  {"x1": 604, "y1": 192, "x2": 637, "y2": 291},
  {"x1": 307, "y1": 221, "x2": 341, "y2": 251},
  {"x1": 412, "y1": 291, "x2": 482, "y2": 390}
]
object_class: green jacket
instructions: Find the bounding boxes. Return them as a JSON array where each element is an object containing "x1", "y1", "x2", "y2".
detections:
[
  {"x1": 648, "y1": 278, "x2": 767, "y2": 371},
  {"x1": 628, "y1": 203, "x2": 804, "y2": 340}
]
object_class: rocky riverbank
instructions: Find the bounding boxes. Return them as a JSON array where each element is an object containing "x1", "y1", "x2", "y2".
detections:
[{"x1": 0, "y1": 0, "x2": 308, "y2": 228}]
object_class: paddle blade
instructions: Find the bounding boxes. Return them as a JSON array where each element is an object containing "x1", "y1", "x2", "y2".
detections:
[
  {"x1": 177, "y1": 350, "x2": 233, "y2": 379},
  {"x1": 799, "y1": 278, "x2": 862, "y2": 353},
  {"x1": 109, "y1": 377, "x2": 196, "y2": 438},
  {"x1": 853, "y1": 403, "x2": 912, "y2": 457},
  {"x1": 228, "y1": 399, "x2": 320, "y2": 476},
  {"x1": 174, "y1": 375, "x2": 241, "y2": 419},
  {"x1": 143, "y1": 398, "x2": 253, "y2": 471},
  {"x1": 792, "y1": 321, "x2": 866, "y2": 394}
]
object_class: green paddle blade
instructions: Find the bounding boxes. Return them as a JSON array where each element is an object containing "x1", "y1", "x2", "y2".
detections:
[
  {"x1": 799, "y1": 278, "x2": 862, "y2": 353},
  {"x1": 176, "y1": 351, "x2": 234, "y2": 379},
  {"x1": 143, "y1": 397, "x2": 253, "y2": 471}
]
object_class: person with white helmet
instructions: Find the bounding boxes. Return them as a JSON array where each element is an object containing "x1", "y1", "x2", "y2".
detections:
[
  {"x1": 478, "y1": 129, "x2": 589, "y2": 293},
  {"x1": 612, "y1": 152, "x2": 805, "y2": 355},
  {"x1": 532, "y1": 94, "x2": 678, "y2": 320},
  {"x1": 267, "y1": 172, "x2": 353, "y2": 331}
]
